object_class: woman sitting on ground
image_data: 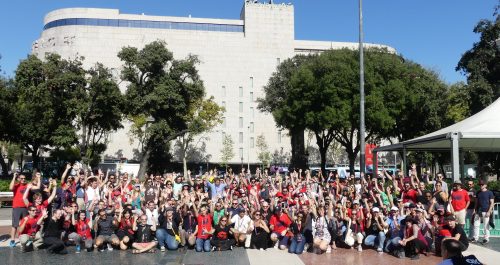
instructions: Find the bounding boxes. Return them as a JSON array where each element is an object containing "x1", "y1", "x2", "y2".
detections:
[{"x1": 250, "y1": 210, "x2": 270, "y2": 250}]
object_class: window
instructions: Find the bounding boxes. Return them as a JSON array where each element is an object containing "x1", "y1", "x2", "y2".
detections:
[
  {"x1": 250, "y1": 122, "x2": 254, "y2": 133},
  {"x1": 239, "y1": 117, "x2": 243, "y2": 128},
  {"x1": 250, "y1": 77, "x2": 254, "y2": 88},
  {"x1": 239, "y1": 132, "x2": 244, "y2": 143},
  {"x1": 250, "y1": 137, "x2": 255, "y2": 148},
  {"x1": 221, "y1": 101, "x2": 226, "y2": 108},
  {"x1": 222, "y1": 86, "x2": 226, "y2": 97},
  {"x1": 239, "y1": 102, "x2": 243, "y2": 112},
  {"x1": 249, "y1": 92, "x2": 254, "y2": 102},
  {"x1": 222, "y1": 117, "x2": 226, "y2": 128},
  {"x1": 277, "y1": 58, "x2": 281, "y2": 65},
  {"x1": 239, "y1": 148, "x2": 244, "y2": 159},
  {"x1": 278, "y1": 130, "x2": 282, "y2": 143},
  {"x1": 250, "y1": 107, "x2": 254, "y2": 118},
  {"x1": 239, "y1": 86, "x2": 243, "y2": 97}
]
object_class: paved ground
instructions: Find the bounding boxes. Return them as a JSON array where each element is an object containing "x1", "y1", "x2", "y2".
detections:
[{"x1": 0, "y1": 207, "x2": 499, "y2": 265}]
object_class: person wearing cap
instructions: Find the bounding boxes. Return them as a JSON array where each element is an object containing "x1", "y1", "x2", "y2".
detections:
[
  {"x1": 156, "y1": 206, "x2": 181, "y2": 251},
  {"x1": 472, "y1": 180, "x2": 494, "y2": 244},
  {"x1": 441, "y1": 215, "x2": 469, "y2": 251},
  {"x1": 384, "y1": 206, "x2": 404, "y2": 254},
  {"x1": 449, "y1": 180, "x2": 470, "y2": 227},
  {"x1": 364, "y1": 207, "x2": 388, "y2": 252},
  {"x1": 230, "y1": 208, "x2": 252, "y2": 247}
]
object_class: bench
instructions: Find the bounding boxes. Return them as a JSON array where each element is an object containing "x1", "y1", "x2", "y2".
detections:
[{"x1": 0, "y1": 192, "x2": 13, "y2": 207}]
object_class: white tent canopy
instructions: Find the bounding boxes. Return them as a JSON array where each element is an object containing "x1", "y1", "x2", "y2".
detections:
[{"x1": 373, "y1": 98, "x2": 500, "y2": 180}]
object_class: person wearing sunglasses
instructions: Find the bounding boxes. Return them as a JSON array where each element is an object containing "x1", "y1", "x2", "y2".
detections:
[
  {"x1": 18, "y1": 206, "x2": 47, "y2": 252},
  {"x1": 210, "y1": 216, "x2": 235, "y2": 251},
  {"x1": 9, "y1": 172, "x2": 34, "y2": 247},
  {"x1": 250, "y1": 211, "x2": 270, "y2": 250}
]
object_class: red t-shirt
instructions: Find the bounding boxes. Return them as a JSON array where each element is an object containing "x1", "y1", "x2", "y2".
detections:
[
  {"x1": 19, "y1": 216, "x2": 41, "y2": 236},
  {"x1": 196, "y1": 214, "x2": 213, "y2": 239},
  {"x1": 402, "y1": 189, "x2": 418, "y2": 204},
  {"x1": 12, "y1": 183, "x2": 28, "y2": 208},
  {"x1": 119, "y1": 218, "x2": 135, "y2": 235},
  {"x1": 75, "y1": 219, "x2": 92, "y2": 239},
  {"x1": 269, "y1": 213, "x2": 292, "y2": 234},
  {"x1": 451, "y1": 189, "x2": 470, "y2": 212}
]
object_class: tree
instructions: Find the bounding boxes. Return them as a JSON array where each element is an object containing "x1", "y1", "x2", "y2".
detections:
[
  {"x1": 0, "y1": 62, "x2": 16, "y2": 175},
  {"x1": 118, "y1": 41, "x2": 205, "y2": 177},
  {"x1": 220, "y1": 134, "x2": 235, "y2": 170},
  {"x1": 176, "y1": 96, "x2": 224, "y2": 177},
  {"x1": 256, "y1": 134, "x2": 272, "y2": 168},
  {"x1": 76, "y1": 63, "x2": 124, "y2": 167},
  {"x1": 13, "y1": 54, "x2": 86, "y2": 169},
  {"x1": 258, "y1": 55, "x2": 313, "y2": 170},
  {"x1": 445, "y1": 82, "x2": 470, "y2": 124}
]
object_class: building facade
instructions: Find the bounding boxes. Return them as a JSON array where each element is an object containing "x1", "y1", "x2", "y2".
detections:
[{"x1": 32, "y1": 1, "x2": 394, "y2": 165}]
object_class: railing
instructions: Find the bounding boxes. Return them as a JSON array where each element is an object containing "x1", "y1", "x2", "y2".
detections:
[{"x1": 463, "y1": 202, "x2": 500, "y2": 237}]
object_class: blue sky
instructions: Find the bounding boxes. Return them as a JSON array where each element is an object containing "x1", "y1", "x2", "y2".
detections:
[{"x1": 0, "y1": 0, "x2": 497, "y2": 83}]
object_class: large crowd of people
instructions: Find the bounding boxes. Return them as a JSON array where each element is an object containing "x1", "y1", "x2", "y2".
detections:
[{"x1": 7, "y1": 163, "x2": 495, "y2": 261}]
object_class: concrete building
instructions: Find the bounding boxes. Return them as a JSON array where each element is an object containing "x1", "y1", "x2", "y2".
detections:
[{"x1": 32, "y1": 1, "x2": 394, "y2": 165}]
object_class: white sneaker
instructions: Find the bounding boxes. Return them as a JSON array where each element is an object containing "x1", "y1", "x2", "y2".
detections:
[
  {"x1": 377, "y1": 247, "x2": 383, "y2": 253},
  {"x1": 107, "y1": 243, "x2": 113, "y2": 251},
  {"x1": 260, "y1": 248, "x2": 264, "y2": 251},
  {"x1": 357, "y1": 245, "x2": 362, "y2": 252},
  {"x1": 326, "y1": 246, "x2": 331, "y2": 253},
  {"x1": 273, "y1": 242, "x2": 279, "y2": 249},
  {"x1": 160, "y1": 246, "x2": 165, "y2": 252},
  {"x1": 304, "y1": 243, "x2": 309, "y2": 250}
]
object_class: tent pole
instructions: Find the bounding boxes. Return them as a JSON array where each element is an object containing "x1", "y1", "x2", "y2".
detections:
[
  {"x1": 451, "y1": 132, "x2": 460, "y2": 181},
  {"x1": 403, "y1": 148, "x2": 407, "y2": 176},
  {"x1": 460, "y1": 150, "x2": 465, "y2": 181}
]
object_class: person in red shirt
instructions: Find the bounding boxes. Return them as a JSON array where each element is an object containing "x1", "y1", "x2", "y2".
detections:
[
  {"x1": 9, "y1": 172, "x2": 38, "y2": 247},
  {"x1": 402, "y1": 182, "x2": 418, "y2": 204},
  {"x1": 116, "y1": 209, "x2": 135, "y2": 250},
  {"x1": 70, "y1": 210, "x2": 94, "y2": 253},
  {"x1": 18, "y1": 206, "x2": 47, "y2": 252},
  {"x1": 194, "y1": 205, "x2": 214, "y2": 252},
  {"x1": 23, "y1": 180, "x2": 57, "y2": 218},
  {"x1": 450, "y1": 180, "x2": 470, "y2": 226},
  {"x1": 269, "y1": 206, "x2": 292, "y2": 250}
]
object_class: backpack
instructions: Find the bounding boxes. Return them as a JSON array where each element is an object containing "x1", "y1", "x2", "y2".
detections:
[{"x1": 451, "y1": 254, "x2": 483, "y2": 265}]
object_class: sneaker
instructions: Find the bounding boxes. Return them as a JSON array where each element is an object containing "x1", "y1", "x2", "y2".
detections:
[
  {"x1": 75, "y1": 245, "x2": 81, "y2": 253},
  {"x1": 211, "y1": 246, "x2": 216, "y2": 251},
  {"x1": 357, "y1": 245, "x2": 362, "y2": 252},
  {"x1": 259, "y1": 248, "x2": 264, "y2": 251},
  {"x1": 410, "y1": 254, "x2": 420, "y2": 260},
  {"x1": 377, "y1": 248, "x2": 383, "y2": 253},
  {"x1": 107, "y1": 243, "x2": 113, "y2": 251},
  {"x1": 230, "y1": 245, "x2": 233, "y2": 251},
  {"x1": 99, "y1": 247, "x2": 105, "y2": 252},
  {"x1": 160, "y1": 246, "x2": 166, "y2": 252},
  {"x1": 26, "y1": 241, "x2": 33, "y2": 248},
  {"x1": 9, "y1": 240, "x2": 16, "y2": 248},
  {"x1": 482, "y1": 239, "x2": 489, "y2": 244},
  {"x1": 326, "y1": 246, "x2": 331, "y2": 253},
  {"x1": 274, "y1": 242, "x2": 279, "y2": 249},
  {"x1": 469, "y1": 238, "x2": 477, "y2": 243}
]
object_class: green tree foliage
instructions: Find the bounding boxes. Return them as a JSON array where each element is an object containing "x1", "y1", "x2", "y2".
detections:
[
  {"x1": 118, "y1": 41, "x2": 205, "y2": 176},
  {"x1": 258, "y1": 55, "x2": 312, "y2": 170},
  {"x1": 76, "y1": 63, "x2": 124, "y2": 167},
  {"x1": 256, "y1": 134, "x2": 271, "y2": 168},
  {"x1": 456, "y1": 10, "x2": 500, "y2": 114},
  {"x1": 177, "y1": 96, "x2": 224, "y2": 177},
  {"x1": 220, "y1": 134, "x2": 235, "y2": 169},
  {"x1": 13, "y1": 54, "x2": 86, "y2": 169},
  {"x1": 445, "y1": 82, "x2": 470, "y2": 124}
]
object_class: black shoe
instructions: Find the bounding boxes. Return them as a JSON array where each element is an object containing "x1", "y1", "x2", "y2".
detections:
[
  {"x1": 410, "y1": 254, "x2": 420, "y2": 260},
  {"x1": 482, "y1": 239, "x2": 489, "y2": 244}
]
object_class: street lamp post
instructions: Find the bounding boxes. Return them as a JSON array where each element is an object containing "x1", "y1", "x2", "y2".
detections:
[
  {"x1": 359, "y1": 0, "x2": 366, "y2": 176},
  {"x1": 247, "y1": 126, "x2": 250, "y2": 173}
]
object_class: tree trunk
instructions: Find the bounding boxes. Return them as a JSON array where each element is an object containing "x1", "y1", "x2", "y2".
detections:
[
  {"x1": 137, "y1": 147, "x2": 150, "y2": 181},
  {"x1": 289, "y1": 127, "x2": 306, "y2": 170},
  {"x1": 319, "y1": 145, "x2": 327, "y2": 176},
  {"x1": 182, "y1": 136, "x2": 188, "y2": 178},
  {"x1": 32, "y1": 147, "x2": 40, "y2": 172},
  {"x1": 347, "y1": 151, "x2": 356, "y2": 177},
  {"x1": 0, "y1": 149, "x2": 8, "y2": 177}
]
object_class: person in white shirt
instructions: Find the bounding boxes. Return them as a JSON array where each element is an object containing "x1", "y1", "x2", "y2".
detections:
[
  {"x1": 85, "y1": 179, "x2": 100, "y2": 207},
  {"x1": 230, "y1": 208, "x2": 252, "y2": 247},
  {"x1": 144, "y1": 200, "x2": 159, "y2": 226}
]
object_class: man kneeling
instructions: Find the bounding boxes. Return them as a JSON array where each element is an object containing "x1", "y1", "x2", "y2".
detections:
[{"x1": 131, "y1": 214, "x2": 157, "y2": 254}]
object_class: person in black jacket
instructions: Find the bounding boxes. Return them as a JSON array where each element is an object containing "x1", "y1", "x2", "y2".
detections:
[
  {"x1": 43, "y1": 209, "x2": 68, "y2": 254},
  {"x1": 156, "y1": 206, "x2": 182, "y2": 251}
]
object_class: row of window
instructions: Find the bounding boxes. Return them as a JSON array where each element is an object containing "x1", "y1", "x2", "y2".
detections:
[
  {"x1": 43, "y1": 18, "x2": 244, "y2": 33},
  {"x1": 222, "y1": 130, "x2": 282, "y2": 145}
]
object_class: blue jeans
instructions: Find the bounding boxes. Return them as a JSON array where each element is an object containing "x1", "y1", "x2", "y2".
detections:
[
  {"x1": 384, "y1": 236, "x2": 401, "y2": 253},
  {"x1": 364, "y1": 231, "x2": 386, "y2": 250},
  {"x1": 288, "y1": 235, "x2": 306, "y2": 254},
  {"x1": 156, "y1": 229, "x2": 179, "y2": 250},
  {"x1": 195, "y1": 238, "x2": 211, "y2": 252}
]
